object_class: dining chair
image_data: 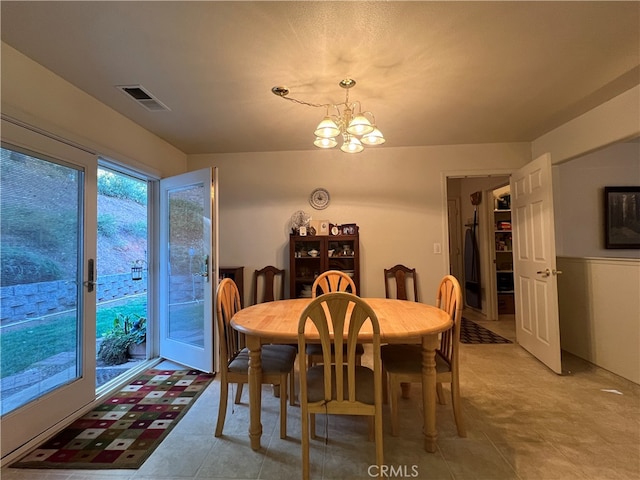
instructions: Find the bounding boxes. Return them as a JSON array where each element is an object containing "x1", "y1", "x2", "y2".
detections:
[
  {"x1": 297, "y1": 292, "x2": 383, "y2": 480},
  {"x1": 252, "y1": 265, "x2": 295, "y2": 405},
  {"x1": 384, "y1": 264, "x2": 419, "y2": 302},
  {"x1": 383, "y1": 264, "x2": 419, "y2": 399},
  {"x1": 381, "y1": 274, "x2": 466, "y2": 437},
  {"x1": 214, "y1": 278, "x2": 297, "y2": 439},
  {"x1": 252, "y1": 265, "x2": 285, "y2": 304},
  {"x1": 306, "y1": 270, "x2": 364, "y2": 367}
]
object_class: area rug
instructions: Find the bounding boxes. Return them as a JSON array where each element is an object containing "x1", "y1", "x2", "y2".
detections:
[
  {"x1": 460, "y1": 317, "x2": 512, "y2": 344},
  {"x1": 11, "y1": 368, "x2": 214, "y2": 469}
]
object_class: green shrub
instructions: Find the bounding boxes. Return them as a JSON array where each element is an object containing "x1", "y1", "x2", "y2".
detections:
[
  {"x1": 97, "y1": 314, "x2": 146, "y2": 365},
  {"x1": 0, "y1": 247, "x2": 63, "y2": 286}
]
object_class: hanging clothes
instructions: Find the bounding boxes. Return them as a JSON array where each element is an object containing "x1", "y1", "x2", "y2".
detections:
[{"x1": 464, "y1": 195, "x2": 482, "y2": 308}]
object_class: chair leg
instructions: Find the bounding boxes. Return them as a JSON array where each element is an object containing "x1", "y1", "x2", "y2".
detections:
[
  {"x1": 382, "y1": 367, "x2": 388, "y2": 404},
  {"x1": 451, "y1": 379, "x2": 466, "y2": 437},
  {"x1": 301, "y1": 410, "x2": 310, "y2": 480},
  {"x1": 389, "y1": 374, "x2": 400, "y2": 437},
  {"x1": 436, "y1": 382, "x2": 446, "y2": 405},
  {"x1": 215, "y1": 380, "x2": 229, "y2": 437},
  {"x1": 234, "y1": 383, "x2": 243, "y2": 404},
  {"x1": 289, "y1": 367, "x2": 296, "y2": 406},
  {"x1": 374, "y1": 409, "x2": 384, "y2": 473},
  {"x1": 310, "y1": 413, "x2": 317, "y2": 439},
  {"x1": 279, "y1": 374, "x2": 287, "y2": 439}
]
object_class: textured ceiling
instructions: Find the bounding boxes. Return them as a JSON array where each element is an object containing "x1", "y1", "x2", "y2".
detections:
[{"x1": 1, "y1": 1, "x2": 638, "y2": 154}]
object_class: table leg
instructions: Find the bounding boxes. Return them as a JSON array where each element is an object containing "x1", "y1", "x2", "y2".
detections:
[
  {"x1": 422, "y1": 334, "x2": 439, "y2": 452},
  {"x1": 246, "y1": 335, "x2": 262, "y2": 450}
]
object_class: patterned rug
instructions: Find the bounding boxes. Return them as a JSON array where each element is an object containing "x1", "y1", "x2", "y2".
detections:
[
  {"x1": 460, "y1": 317, "x2": 512, "y2": 344},
  {"x1": 11, "y1": 368, "x2": 214, "y2": 469}
]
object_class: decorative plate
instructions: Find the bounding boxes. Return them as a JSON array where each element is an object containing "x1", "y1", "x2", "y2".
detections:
[{"x1": 309, "y1": 187, "x2": 330, "y2": 210}]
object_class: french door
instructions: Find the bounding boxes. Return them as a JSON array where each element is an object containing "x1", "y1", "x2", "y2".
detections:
[
  {"x1": 159, "y1": 168, "x2": 218, "y2": 372},
  {"x1": 1, "y1": 119, "x2": 97, "y2": 458}
]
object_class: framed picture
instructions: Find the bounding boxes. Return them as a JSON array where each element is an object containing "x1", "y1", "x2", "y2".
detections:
[
  {"x1": 341, "y1": 223, "x2": 358, "y2": 235},
  {"x1": 604, "y1": 186, "x2": 640, "y2": 249},
  {"x1": 319, "y1": 220, "x2": 329, "y2": 235}
]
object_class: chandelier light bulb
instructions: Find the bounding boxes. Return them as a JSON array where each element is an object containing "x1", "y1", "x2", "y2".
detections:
[
  {"x1": 314, "y1": 136, "x2": 338, "y2": 149},
  {"x1": 314, "y1": 116, "x2": 340, "y2": 138},
  {"x1": 341, "y1": 136, "x2": 364, "y2": 154},
  {"x1": 361, "y1": 127, "x2": 386, "y2": 146},
  {"x1": 346, "y1": 113, "x2": 374, "y2": 136}
]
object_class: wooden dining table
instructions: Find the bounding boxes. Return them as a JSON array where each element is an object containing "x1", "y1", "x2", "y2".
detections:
[{"x1": 230, "y1": 297, "x2": 452, "y2": 452}]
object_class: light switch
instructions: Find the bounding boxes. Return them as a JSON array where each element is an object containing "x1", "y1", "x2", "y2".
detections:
[{"x1": 433, "y1": 243, "x2": 442, "y2": 254}]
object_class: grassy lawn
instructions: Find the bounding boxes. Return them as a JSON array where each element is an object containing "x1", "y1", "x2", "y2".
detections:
[
  {"x1": 0, "y1": 296, "x2": 205, "y2": 379},
  {"x1": 1, "y1": 295, "x2": 148, "y2": 378}
]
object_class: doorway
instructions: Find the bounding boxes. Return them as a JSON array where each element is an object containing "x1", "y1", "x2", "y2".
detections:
[
  {"x1": 446, "y1": 175, "x2": 512, "y2": 324},
  {"x1": 95, "y1": 165, "x2": 150, "y2": 389}
]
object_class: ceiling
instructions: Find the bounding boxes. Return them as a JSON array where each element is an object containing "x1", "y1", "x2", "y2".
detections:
[{"x1": 1, "y1": 1, "x2": 638, "y2": 155}]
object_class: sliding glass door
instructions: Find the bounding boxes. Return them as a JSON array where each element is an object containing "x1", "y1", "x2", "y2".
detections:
[{"x1": 0, "y1": 119, "x2": 97, "y2": 459}]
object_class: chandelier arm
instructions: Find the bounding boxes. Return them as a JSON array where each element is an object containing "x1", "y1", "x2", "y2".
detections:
[
  {"x1": 361, "y1": 111, "x2": 377, "y2": 124},
  {"x1": 275, "y1": 95, "x2": 329, "y2": 109}
]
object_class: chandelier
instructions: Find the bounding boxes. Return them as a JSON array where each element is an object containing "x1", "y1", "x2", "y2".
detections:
[{"x1": 271, "y1": 78, "x2": 385, "y2": 154}]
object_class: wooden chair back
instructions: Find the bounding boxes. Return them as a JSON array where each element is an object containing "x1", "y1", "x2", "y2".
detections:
[
  {"x1": 216, "y1": 278, "x2": 244, "y2": 368},
  {"x1": 253, "y1": 265, "x2": 285, "y2": 304},
  {"x1": 436, "y1": 274, "x2": 463, "y2": 370},
  {"x1": 297, "y1": 292, "x2": 383, "y2": 478},
  {"x1": 384, "y1": 264, "x2": 418, "y2": 302},
  {"x1": 311, "y1": 270, "x2": 356, "y2": 298}
]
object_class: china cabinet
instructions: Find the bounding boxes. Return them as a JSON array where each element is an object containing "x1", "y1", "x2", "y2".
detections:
[
  {"x1": 220, "y1": 266, "x2": 244, "y2": 306},
  {"x1": 289, "y1": 233, "x2": 360, "y2": 298}
]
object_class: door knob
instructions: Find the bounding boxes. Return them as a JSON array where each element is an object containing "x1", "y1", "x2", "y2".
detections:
[{"x1": 536, "y1": 269, "x2": 551, "y2": 277}]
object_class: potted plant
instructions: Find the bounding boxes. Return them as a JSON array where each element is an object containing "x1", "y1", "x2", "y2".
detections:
[
  {"x1": 127, "y1": 315, "x2": 147, "y2": 359},
  {"x1": 97, "y1": 314, "x2": 146, "y2": 365}
]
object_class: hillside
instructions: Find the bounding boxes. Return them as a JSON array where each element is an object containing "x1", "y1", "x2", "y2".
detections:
[{"x1": 1, "y1": 151, "x2": 147, "y2": 284}]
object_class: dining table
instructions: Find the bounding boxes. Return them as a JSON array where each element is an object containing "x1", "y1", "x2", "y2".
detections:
[{"x1": 230, "y1": 297, "x2": 452, "y2": 453}]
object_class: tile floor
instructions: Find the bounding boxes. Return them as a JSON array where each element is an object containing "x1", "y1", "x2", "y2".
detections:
[{"x1": 2, "y1": 316, "x2": 639, "y2": 479}]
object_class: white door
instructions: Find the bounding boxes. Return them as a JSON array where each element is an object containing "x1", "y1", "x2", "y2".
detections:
[
  {"x1": 511, "y1": 153, "x2": 562, "y2": 374},
  {"x1": 159, "y1": 168, "x2": 218, "y2": 372},
  {"x1": 1, "y1": 119, "x2": 97, "y2": 458}
]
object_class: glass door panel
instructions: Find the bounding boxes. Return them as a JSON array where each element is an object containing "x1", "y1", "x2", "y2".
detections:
[
  {"x1": 1, "y1": 118, "x2": 97, "y2": 459},
  {"x1": 159, "y1": 168, "x2": 217, "y2": 372},
  {"x1": 0, "y1": 147, "x2": 82, "y2": 414}
]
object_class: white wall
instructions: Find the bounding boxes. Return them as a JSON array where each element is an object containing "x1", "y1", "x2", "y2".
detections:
[
  {"x1": 188, "y1": 145, "x2": 531, "y2": 303},
  {"x1": 1, "y1": 42, "x2": 186, "y2": 177},
  {"x1": 533, "y1": 85, "x2": 640, "y2": 163},
  {"x1": 535, "y1": 88, "x2": 640, "y2": 384},
  {"x1": 554, "y1": 141, "x2": 640, "y2": 259}
]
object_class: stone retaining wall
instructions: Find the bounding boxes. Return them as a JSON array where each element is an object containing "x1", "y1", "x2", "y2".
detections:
[{"x1": 1, "y1": 273, "x2": 147, "y2": 325}]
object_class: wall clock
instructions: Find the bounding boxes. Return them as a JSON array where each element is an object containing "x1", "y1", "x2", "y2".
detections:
[{"x1": 309, "y1": 187, "x2": 330, "y2": 210}]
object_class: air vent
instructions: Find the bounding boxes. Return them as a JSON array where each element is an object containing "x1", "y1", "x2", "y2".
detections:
[{"x1": 116, "y1": 85, "x2": 170, "y2": 112}]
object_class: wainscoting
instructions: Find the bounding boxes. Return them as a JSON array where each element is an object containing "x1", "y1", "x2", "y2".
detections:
[{"x1": 557, "y1": 256, "x2": 640, "y2": 384}]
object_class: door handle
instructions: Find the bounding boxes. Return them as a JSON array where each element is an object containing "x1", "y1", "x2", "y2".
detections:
[
  {"x1": 85, "y1": 258, "x2": 96, "y2": 292},
  {"x1": 194, "y1": 255, "x2": 209, "y2": 282},
  {"x1": 536, "y1": 268, "x2": 563, "y2": 277}
]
